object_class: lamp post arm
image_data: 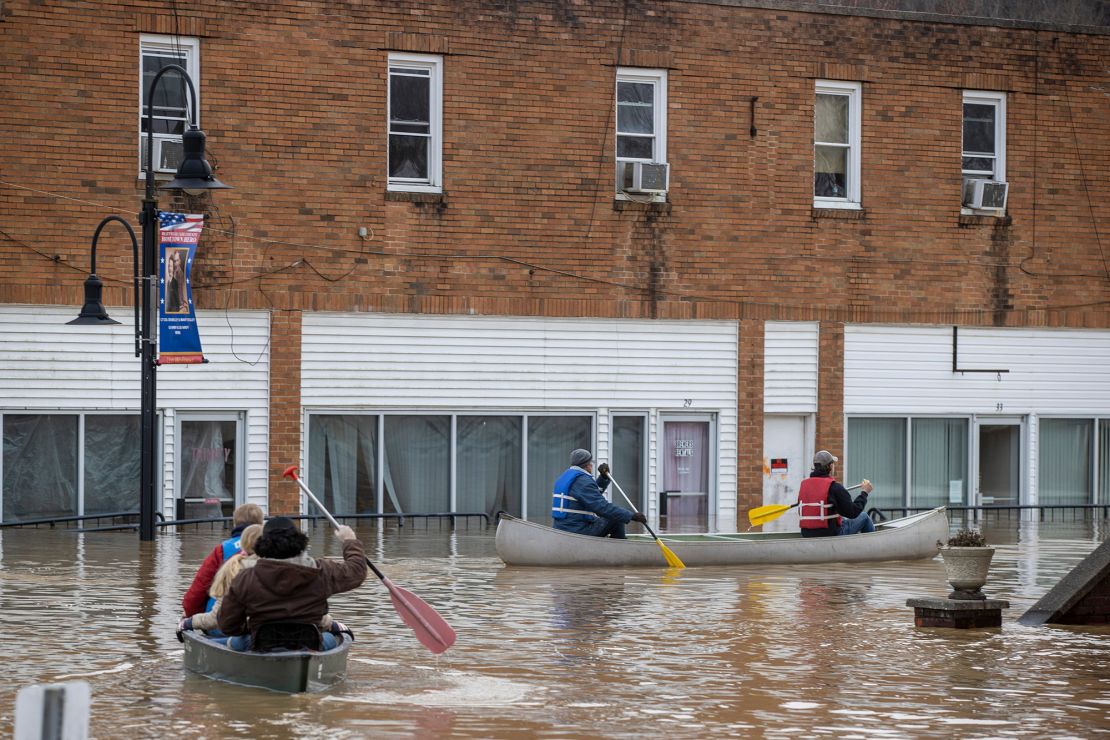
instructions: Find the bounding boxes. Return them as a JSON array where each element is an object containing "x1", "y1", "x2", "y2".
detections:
[
  {"x1": 89, "y1": 216, "x2": 141, "y2": 357},
  {"x1": 144, "y1": 63, "x2": 199, "y2": 199}
]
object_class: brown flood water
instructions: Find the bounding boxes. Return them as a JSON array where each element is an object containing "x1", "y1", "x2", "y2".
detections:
[{"x1": 0, "y1": 518, "x2": 1108, "y2": 738}]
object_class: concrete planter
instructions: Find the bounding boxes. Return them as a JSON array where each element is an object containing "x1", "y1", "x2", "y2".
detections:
[{"x1": 940, "y1": 546, "x2": 995, "y2": 600}]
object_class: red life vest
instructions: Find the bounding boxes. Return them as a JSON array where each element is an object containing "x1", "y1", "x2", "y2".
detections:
[{"x1": 798, "y1": 477, "x2": 840, "y2": 530}]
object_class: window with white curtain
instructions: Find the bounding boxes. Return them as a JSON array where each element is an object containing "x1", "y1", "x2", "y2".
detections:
[
  {"x1": 526, "y1": 416, "x2": 593, "y2": 526},
  {"x1": 457, "y1": 416, "x2": 521, "y2": 518},
  {"x1": 1039, "y1": 418, "x2": 1093, "y2": 506},
  {"x1": 2, "y1": 413, "x2": 141, "y2": 522},
  {"x1": 383, "y1": 416, "x2": 450, "y2": 514},
  {"x1": 846, "y1": 417, "x2": 905, "y2": 512},
  {"x1": 308, "y1": 415, "x2": 378, "y2": 515},
  {"x1": 912, "y1": 418, "x2": 968, "y2": 508}
]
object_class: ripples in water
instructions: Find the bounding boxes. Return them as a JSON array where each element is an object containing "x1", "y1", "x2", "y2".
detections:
[{"x1": 0, "y1": 518, "x2": 1107, "y2": 737}]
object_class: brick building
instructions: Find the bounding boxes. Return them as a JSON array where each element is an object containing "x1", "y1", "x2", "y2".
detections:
[{"x1": 1, "y1": 1, "x2": 1107, "y2": 531}]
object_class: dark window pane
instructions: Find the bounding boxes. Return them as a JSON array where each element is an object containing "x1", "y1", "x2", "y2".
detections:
[
  {"x1": 389, "y1": 134, "x2": 429, "y2": 179},
  {"x1": 142, "y1": 54, "x2": 188, "y2": 118},
  {"x1": 390, "y1": 122, "x2": 430, "y2": 135},
  {"x1": 617, "y1": 104, "x2": 654, "y2": 135},
  {"x1": 962, "y1": 157, "x2": 995, "y2": 175},
  {"x1": 611, "y1": 417, "x2": 645, "y2": 512},
  {"x1": 963, "y1": 104, "x2": 996, "y2": 154},
  {"x1": 457, "y1": 416, "x2": 522, "y2": 518},
  {"x1": 618, "y1": 81, "x2": 653, "y2": 105},
  {"x1": 617, "y1": 135, "x2": 653, "y2": 159},
  {"x1": 814, "y1": 145, "x2": 848, "y2": 197},
  {"x1": 390, "y1": 74, "x2": 430, "y2": 123},
  {"x1": 2, "y1": 414, "x2": 78, "y2": 521},
  {"x1": 84, "y1": 415, "x2": 141, "y2": 515}
]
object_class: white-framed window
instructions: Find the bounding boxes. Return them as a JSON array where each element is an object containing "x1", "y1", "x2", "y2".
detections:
[
  {"x1": 814, "y1": 80, "x2": 862, "y2": 208},
  {"x1": 387, "y1": 53, "x2": 443, "y2": 192},
  {"x1": 962, "y1": 90, "x2": 1007, "y2": 211},
  {"x1": 139, "y1": 34, "x2": 200, "y2": 175},
  {"x1": 615, "y1": 68, "x2": 668, "y2": 198},
  {"x1": 175, "y1": 412, "x2": 244, "y2": 519}
]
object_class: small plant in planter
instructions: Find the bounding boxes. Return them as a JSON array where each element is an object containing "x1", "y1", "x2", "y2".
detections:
[
  {"x1": 946, "y1": 529, "x2": 987, "y2": 548},
  {"x1": 937, "y1": 528, "x2": 994, "y2": 600}
]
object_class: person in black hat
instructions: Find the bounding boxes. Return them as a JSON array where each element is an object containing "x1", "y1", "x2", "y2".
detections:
[
  {"x1": 797, "y1": 450, "x2": 875, "y2": 537},
  {"x1": 217, "y1": 517, "x2": 367, "y2": 650},
  {"x1": 550, "y1": 448, "x2": 647, "y2": 538}
]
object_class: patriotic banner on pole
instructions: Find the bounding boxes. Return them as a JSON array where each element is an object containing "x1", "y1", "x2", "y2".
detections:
[{"x1": 158, "y1": 212, "x2": 205, "y2": 365}]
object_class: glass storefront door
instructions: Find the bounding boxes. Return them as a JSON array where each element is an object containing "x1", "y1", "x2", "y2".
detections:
[
  {"x1": 977, "y1": 419, "x2": 1022, "y2": 505},
  {"x1": 177, "y1": 413, "x2": 242, "y2": 518},
  {"x1": 659, "y1": 416, "x2": 713, "y2": 533}
]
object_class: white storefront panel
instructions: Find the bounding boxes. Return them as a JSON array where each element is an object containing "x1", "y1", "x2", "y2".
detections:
[
  {"x1": 0, "y1": 305, "x2": 270, "y2": 519},
  {"x1": 764, "y1": 321, "x2": 819, "y2": 414},
  {"x1": 301, "y1": 313, "x2": 739, "y2": 529},
  {"x1": 844, "y1": 325, "x2": 1110, "y2": 508}
]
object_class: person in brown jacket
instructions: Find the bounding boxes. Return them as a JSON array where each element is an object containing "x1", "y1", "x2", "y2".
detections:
[{"x1": 217, "y1": 516, "x2": 367, "y2": 651}]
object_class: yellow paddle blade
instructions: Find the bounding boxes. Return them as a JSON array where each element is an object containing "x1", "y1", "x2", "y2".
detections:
[
  {"x1": 747, "y1": 503, "x2": 795, "y2": 528},
  {"x1": 656, "y1": 538, "x2": 686, "y2": 569}
]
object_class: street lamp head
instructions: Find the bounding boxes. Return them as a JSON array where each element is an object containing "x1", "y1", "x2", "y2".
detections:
[
  {"x1": 67, "y1": 273, "x2": 121, "y2": 325},
  {"x1": 160, "y1": 126, "x2": 231, "y2": 195}
]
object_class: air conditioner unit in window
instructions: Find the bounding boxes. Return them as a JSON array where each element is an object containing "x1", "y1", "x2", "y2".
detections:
[
  {"x1": 142, "y1": 138, "x2": 185, "y2": 174},
  {"x1": 620, "y1": 161, "x2": 669, "y2": 194},
  {"x1": 962, "y1": 178, "x2": 1009, "y2": 210}
]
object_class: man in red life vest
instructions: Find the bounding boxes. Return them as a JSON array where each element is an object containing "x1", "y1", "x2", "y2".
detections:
[{"x1": 797, "y1": 450, "x2": 875, "y2": 538}]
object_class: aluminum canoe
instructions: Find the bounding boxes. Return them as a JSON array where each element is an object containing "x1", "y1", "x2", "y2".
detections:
[
  {"x1": 495, "y1": 507, "x2": 948, "y2": 567},
  {"x1": 182, "y1": 630, "x2": 353, "y2": 693}
]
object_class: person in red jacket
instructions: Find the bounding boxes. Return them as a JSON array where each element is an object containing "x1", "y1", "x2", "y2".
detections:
[
  {"x1": 798, "y1": 450, "x2": 875, "y2": 538},
  {"x1": 181, "y1": 503, "x2": 265, "y2": 616}
]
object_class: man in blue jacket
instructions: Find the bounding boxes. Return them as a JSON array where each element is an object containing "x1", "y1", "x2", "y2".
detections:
[{"x1": 552, "y1": 448, "x2": 647, "y2": 538}]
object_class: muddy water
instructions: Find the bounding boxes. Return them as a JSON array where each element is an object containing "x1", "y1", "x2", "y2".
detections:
[{"x1": 0, "y1": 519, "x2": 1107, "y2": 738}]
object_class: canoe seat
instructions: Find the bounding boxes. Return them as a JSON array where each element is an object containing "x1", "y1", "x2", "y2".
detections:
[{"x1": 253, "y1": 622, "x2": 323, "y2": 652}]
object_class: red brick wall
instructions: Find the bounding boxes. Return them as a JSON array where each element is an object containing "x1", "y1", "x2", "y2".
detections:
[
  {"x1": 267, "y1": 309, "x2": 302, "y2": 514},
  {"x1": 816, "y1": 321, "x2": 845, "y2": 455},
  {"x1": 736, "y1": 319, "x2": 764, "y2": 527},
  {"x1": 1, "y1": 1, "x2": 1106, "y2": 327}
]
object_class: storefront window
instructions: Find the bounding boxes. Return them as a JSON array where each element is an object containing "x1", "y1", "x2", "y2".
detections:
[
  {"x1": 611, "y1": 415, "x2": 646, "y2": 511},
  {"x1": 846, "y1": 417, "x2": 905, "y2": 512},
  {"x1": 84, "y1": 415, "x2": 141, "y2": 515},
  {"x1": 911, "y1": 418, "x2": 968, "y2": 508},
  {"x1": 457, "y1": 416, "x2": 521, "y2": 518},
  {"x1": 526, "y1": 416, "x2": 592, "y2": 525},
  {"x1": 383, "y1": 415, "x2": 450, "y2": 514},
  {"x1": 1100, "y1": 420, "x2": 1110, "y2": 505},
  {"x1": 1039, "y1": 418, "x2": 1092, "y2": 506},
  {"x1": 179, "y1": 419, "x2": 237, "y2": 517},
  {"x1": 2, "y1": 414, "x2": 78, "y2": 521},
  {"x1": 309, "y1": 415, "x2": 378, "y2": 514}
]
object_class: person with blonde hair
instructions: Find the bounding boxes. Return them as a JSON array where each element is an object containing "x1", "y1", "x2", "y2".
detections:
[
  {"x1": 180, "y1": 523, "x2": 263, "y2": 634},
  {"x1": 182, "y1": 503, "x2": 265, "y2": 616}
]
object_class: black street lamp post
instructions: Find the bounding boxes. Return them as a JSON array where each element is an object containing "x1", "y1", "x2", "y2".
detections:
[{"x1": 69, "y1": 63, "x2": 229, "y2": 541}]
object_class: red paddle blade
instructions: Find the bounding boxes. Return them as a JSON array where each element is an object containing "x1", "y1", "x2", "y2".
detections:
[{"x1": 381, "y1": 576, "x2": 457, "y2": 654}]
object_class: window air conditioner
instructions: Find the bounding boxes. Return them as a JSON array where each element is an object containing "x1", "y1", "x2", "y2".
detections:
[
  {"x1": 142, "y1": 137, "x2": 185, "y2": 174},
  {"x1": 962, "y1": 178, "x2": 1008, "y2": 210},
  {"x1": 621, "y1": 161, "x2": 669, "y2": 194}
]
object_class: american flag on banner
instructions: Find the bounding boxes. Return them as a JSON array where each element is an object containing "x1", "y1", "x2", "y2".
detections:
[{"x1": 159, "y1": 212, "x2": 204, "y2": 243}]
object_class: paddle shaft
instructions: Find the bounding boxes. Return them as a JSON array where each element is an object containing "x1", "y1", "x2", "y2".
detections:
[{"x1": 608, "y1": 476, "x2": 663, "y2": 541}]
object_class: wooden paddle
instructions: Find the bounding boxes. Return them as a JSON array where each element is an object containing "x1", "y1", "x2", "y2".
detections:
[
  {"x1": 748, "y1": 482, "x2": 865, "y2": 528},
  {"x1": 607, "y1": 475, "x2": 686, "y2": 569},
  {"x1": 282, "y1": 465, "x2": 457, "y2": 654}
]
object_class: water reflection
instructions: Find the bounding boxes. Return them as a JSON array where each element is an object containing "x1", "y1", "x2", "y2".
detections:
[{"x1": 0, "y1": 520, "x2": 1106, "y2": 737}]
